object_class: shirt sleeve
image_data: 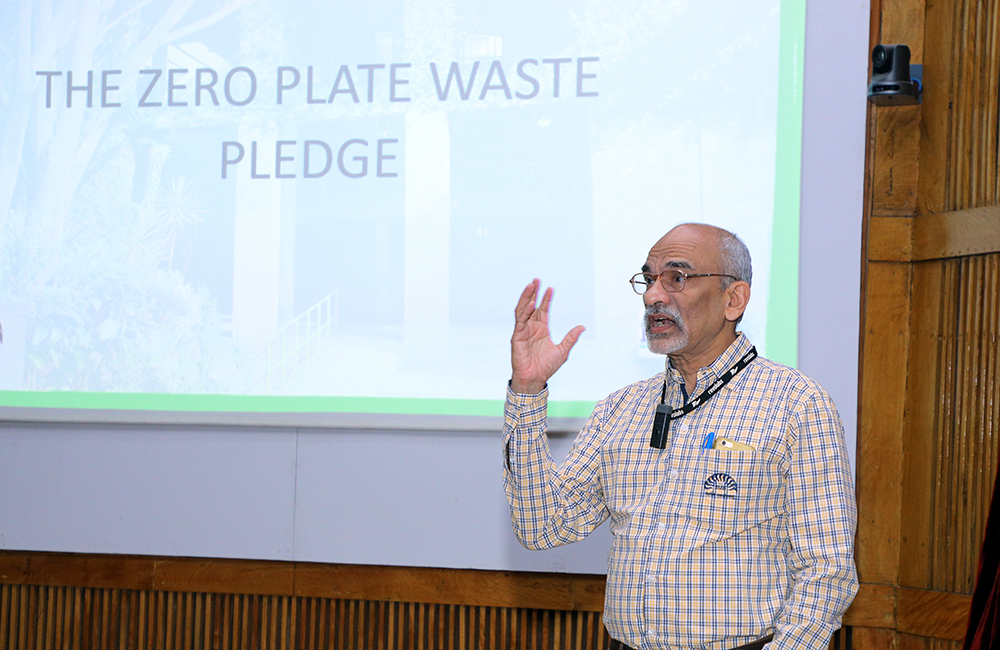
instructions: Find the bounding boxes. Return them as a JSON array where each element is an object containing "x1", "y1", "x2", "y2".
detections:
[
  {"x1": 771, "y1": 384, "x2": 859, "y2": 649},
  {"x1": 502, "y1": 383, "x2": 610, "y2": 550}
]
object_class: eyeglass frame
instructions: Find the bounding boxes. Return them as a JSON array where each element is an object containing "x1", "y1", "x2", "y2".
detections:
[{"x1": 630, "y1": 269, "x2": 738, "y2": 295}]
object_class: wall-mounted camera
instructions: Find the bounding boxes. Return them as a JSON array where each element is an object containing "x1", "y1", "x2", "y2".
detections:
[{"x1": 868, "y1": 44, "x2": 922, "y2": 105}]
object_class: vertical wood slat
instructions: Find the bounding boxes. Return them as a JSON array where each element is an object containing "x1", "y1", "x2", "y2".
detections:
[
  {"x1": 984, "y1": 0, "x2": 999, "y2": 202},
  {"x1": 953, "y1": 0, "x2": 971, "y2": 208},
  {"x1": 916, "y1": 0, "x2": 955, "y2": 215},
  {"x1": 934, "y1": 259, "x2": 959, "y2": 593},
  {"x1": 900, "y1": 260, "x2": 947, "y2": 588},
  {"x1": 856, "y1": 261, "x2": 914, "y2": 585},
  {"x1": 956, "y1": 257, "x2": 980, "y2": 590}
]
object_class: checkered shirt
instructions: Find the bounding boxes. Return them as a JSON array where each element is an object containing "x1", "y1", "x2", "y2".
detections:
[{"x1": 503, "y1": 334, "x2": 858, "y2": 650}]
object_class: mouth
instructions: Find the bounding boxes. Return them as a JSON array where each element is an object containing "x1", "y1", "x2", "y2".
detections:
[
  {"x1": 647, "y1": 314, "x2": 676, "y2": 334},
  {"x1": 645, "y1": 308, "x2": 682, "y2": 336}
]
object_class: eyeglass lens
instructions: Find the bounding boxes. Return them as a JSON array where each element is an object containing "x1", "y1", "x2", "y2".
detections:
[{"x1": 637, "y1": 270, "x2": 685, "y2": 293}]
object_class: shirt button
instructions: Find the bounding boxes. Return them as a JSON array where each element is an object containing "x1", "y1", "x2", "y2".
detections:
[
  {"x1": 657, "y1": 522, "x2": 666, "y2": 531},
  {"x1": 670, "y1": 469, "x2": 680, "y2": 479}
]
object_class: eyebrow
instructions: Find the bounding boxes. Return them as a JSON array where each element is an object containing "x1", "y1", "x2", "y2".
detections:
[{"x1": 641, "y1": 260, "x2": 693, "y2": 272}]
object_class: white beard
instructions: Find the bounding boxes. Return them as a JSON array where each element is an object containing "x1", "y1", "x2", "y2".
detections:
[{"x1": 644, "y1": 304, "x2": 688, "y2": 354}]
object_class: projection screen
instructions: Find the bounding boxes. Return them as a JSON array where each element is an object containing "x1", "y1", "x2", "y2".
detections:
[{"x1": 0, "y1": 0, "x2": 804, "y2": 424}]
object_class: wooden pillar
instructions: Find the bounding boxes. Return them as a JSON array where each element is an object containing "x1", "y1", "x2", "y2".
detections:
[{"x1": 852, "y1": 0, "x2": 1000, "y2": 647}]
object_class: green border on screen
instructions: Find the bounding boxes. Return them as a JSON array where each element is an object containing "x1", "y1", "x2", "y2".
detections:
[
  {"x1": 0, "y1": 391, "x2": 599, "y2": 419},
  {"x1": 765, "y1": 0, "x2": 805, "y2": 368},
  {"x1": 0, "y1": 2, "x2": 805, "y2": 423}
]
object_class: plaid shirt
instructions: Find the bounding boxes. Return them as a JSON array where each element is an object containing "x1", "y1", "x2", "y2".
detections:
[{"x1": 503, "y1": 334, "x2": 858, "y2": 650}]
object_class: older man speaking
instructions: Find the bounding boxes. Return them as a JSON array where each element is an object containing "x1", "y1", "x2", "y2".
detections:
[{"x1": 503, "y1": 223, "x2": 858, "y2": 650}]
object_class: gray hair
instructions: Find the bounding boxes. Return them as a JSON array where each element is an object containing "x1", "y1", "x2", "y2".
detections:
[
  {"x1": 717, "y1": 229, "x2": 752, "y2": 289},
  {"x1": 716, "y1": 228, "x2": 751, "y2": 326}
]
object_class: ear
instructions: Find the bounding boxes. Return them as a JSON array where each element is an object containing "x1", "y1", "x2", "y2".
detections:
[{"x1": 723, "y1": 281, "x2": 751, "y2": 323}]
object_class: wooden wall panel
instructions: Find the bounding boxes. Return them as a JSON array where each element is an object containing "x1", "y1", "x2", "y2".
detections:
[
  {"x1": 943, "y1": 255, "x2": 998, "y2": 591},
  {"x1": 0, "y1": 582, "x2": 611, "y2": 650},
  {"x1": 945, "y1": 0, "x2": 1000, "y2": 210},
  {"x1": 868, "y1": 208, "x2": 1000, "y2": 262},
  {"x1": 899, "y1": 254, "x2": 1000, "y2": 594},
  {"x1": 853, "y1": 626, "x2": 899, "y2": 650},
  {"x1": 883, "y1": 0, "x2": 927, "y2": 59},
  {"x1": 857, "y1": 261, "x2": 913, "y2": 585},
  {"x1": 899, "y1": 260, "x2": 948, "y2": 588},
  {"x1": 0, "y1": 552, "x2": 857, "y2": 650},
  {"x1": 861, "y1": 248, "x2": 1000, "y2": 645},
  {"x1": 896, "y1": 588, "x2": 973, "y2": 641},
  {"x1": 871, "y1": 107, "x2": 923, "y2": 217},
  {"x1": 859, "y1": 0, "x2": 1000, "y2": 646},
  {"x1": 920, "y1": 0, "x2": 1000, "y2": 213},
  {"x1": 291, "y1": 564, "x2": 606, "y2": 612},
  {"x1": 918, "y1": 0, "x2": 956, "y2": 214},
  {"x1": 0, "y1": 554, "x2": 607, "y2": 614},
  {"x1": 897, "y1": 634, "x2": 963, "y2": 650}
]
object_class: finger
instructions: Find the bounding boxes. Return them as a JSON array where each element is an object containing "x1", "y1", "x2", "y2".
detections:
[
  {"x1": 536, "y1": 286, "x2": 554, "y2": 322},
  {"x1": 514, "y1": 279, "x2": 540, "y2": 322},
  {"x1": 557, "y1": 325, "x2": 586, "y2": 355}
]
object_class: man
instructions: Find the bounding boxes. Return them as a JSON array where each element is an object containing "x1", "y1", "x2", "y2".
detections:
[{"x1": 503, "y1": 223, "x2": 858, "y2": 650}]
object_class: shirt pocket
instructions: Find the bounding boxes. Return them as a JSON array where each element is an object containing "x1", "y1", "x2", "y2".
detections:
[{"x1": 681, "y1": 449, "x2": 760, "y2": 537}]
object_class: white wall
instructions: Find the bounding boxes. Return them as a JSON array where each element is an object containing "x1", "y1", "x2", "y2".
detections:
[
  {"x1": 799, "y1": 0, "x2": 871, "y2": 472},
  {"x1": 0, "y1": 421, "x2": 612, "y2": 572}
]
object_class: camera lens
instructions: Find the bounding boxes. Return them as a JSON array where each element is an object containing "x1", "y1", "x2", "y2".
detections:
[{"x1": 872, "y1": 46, "x2": 891, "y2": 73}]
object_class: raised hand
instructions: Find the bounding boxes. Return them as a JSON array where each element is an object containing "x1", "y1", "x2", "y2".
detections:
[{"x1": 510, "y1": 279, "x2": 585, "y2": 394}]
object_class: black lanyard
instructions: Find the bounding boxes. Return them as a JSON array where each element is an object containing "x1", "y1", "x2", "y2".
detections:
[{"x1": 650, "y1": 346, "x2": 758, "y2": 449}]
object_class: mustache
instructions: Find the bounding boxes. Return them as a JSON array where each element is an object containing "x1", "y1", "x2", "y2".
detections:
[
  {"x1": 644, "y1": 303, "x2": 685, "y2": 334},
  {"x1": 645, "y1": 303, "x2": 682, "y2": 320}
]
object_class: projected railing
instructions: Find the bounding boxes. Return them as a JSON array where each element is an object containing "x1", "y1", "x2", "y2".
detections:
[{"x1": 266, "y1": 291, "x2": 338, "y2": 393}]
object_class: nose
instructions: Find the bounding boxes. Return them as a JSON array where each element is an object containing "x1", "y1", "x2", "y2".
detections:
[{"x1": 643, "y1": 275, "x2": 673, "y2": 306}]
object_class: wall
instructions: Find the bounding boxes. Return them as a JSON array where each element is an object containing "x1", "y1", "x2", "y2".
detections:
[{"x1": 0, "y1": 422, "x2": 612, "y2": 573}]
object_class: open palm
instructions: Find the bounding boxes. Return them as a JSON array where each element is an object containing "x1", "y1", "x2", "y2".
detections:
[{"x1": 510, "y1": 279, "x2": 585, "y2": 394}]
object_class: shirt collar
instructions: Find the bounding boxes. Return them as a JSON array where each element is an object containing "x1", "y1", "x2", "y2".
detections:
[{"x1": 664, "y1": 332, "x2": 754, "y2": 392}]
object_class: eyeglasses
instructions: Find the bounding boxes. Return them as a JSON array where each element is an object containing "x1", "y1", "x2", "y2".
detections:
[{"x1": 630, "y1": 269, "x2": 737, "y2": 295}]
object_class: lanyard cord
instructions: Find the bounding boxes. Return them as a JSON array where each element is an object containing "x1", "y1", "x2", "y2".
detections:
[{"x1": 650, "y1": 346, "x2": 758, "y2": 449}]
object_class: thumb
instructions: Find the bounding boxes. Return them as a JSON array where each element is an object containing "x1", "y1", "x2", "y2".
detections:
[{"x1": 557, "y1": 325, "x2": 586, "y2": 355}]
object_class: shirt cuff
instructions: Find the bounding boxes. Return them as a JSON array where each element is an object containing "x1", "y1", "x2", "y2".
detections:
[
  {"x1": 504, "y1": 382, "x2": 549, "y2": 439},
  {"x1": 506, "y1": 381, "x2": 548, "y2": 405}
]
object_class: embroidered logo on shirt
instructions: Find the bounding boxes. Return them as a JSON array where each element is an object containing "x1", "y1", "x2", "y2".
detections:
[{"x1": 704, "y1": 472, "x2": 738, "y2": 498}]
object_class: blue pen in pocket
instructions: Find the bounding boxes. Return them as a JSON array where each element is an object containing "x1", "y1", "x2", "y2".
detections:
[{"x1": 703, "y1": 431, "x2": 716, "y2": 449}]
